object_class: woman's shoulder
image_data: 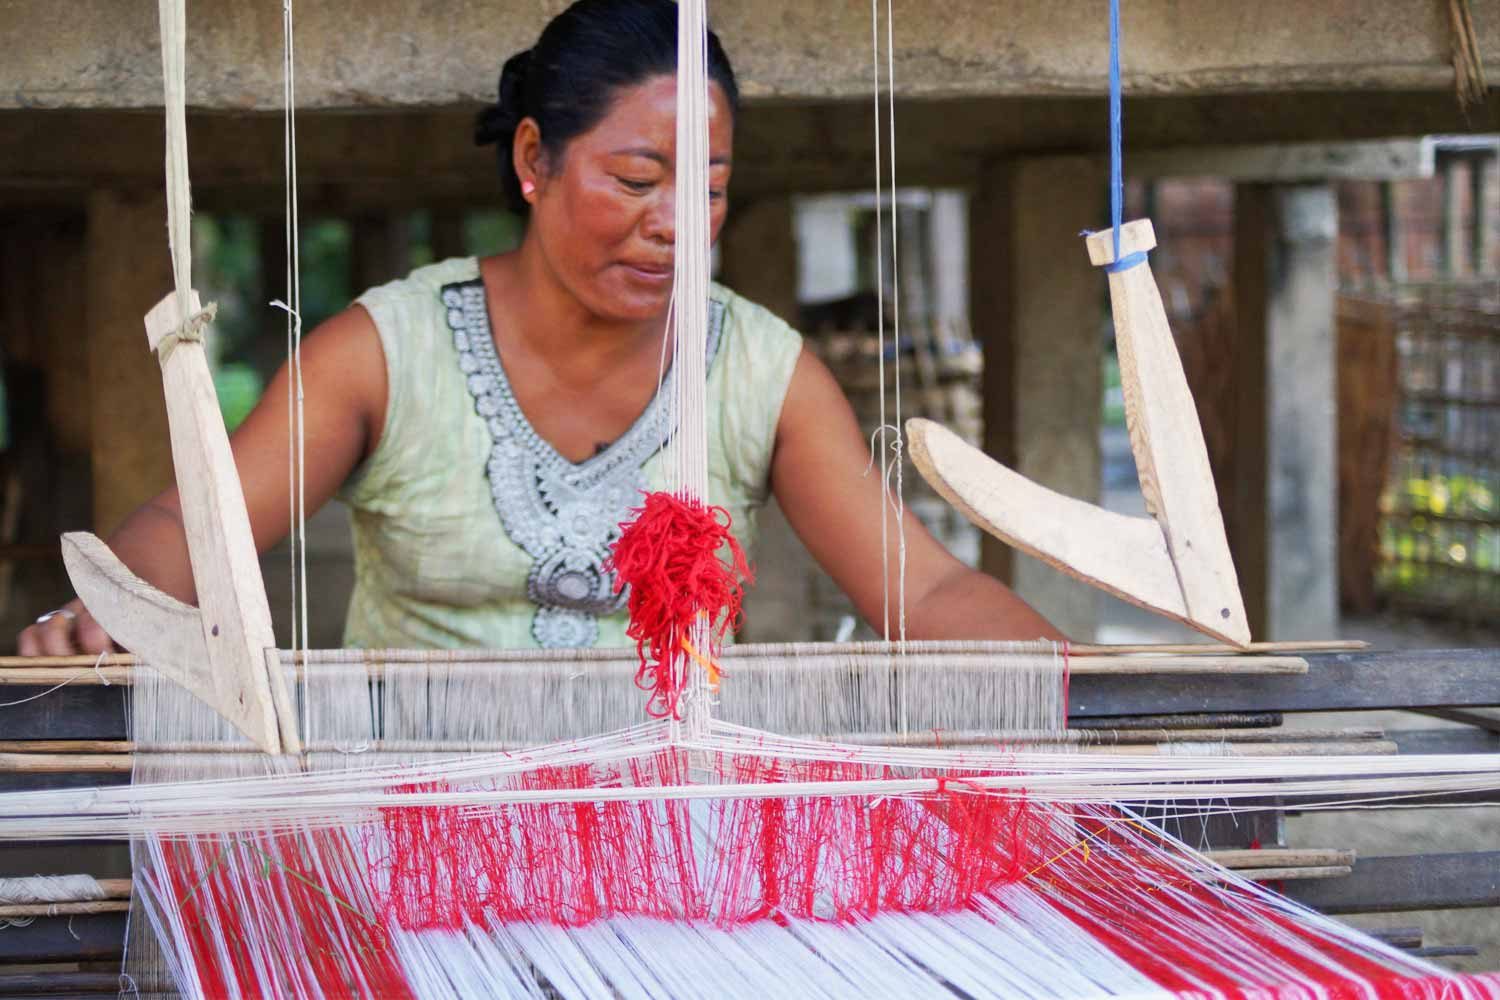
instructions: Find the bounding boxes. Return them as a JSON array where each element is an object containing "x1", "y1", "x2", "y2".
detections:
[
  {"x1": 709, "y1": 281, "x2": 803, "y2": 357},
  {"x1": 359, "y1": 257, "x2": 482, "y2": 313}
]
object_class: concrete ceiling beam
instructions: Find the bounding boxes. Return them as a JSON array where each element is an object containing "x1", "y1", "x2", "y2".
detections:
[{"x1": 2, "y1": 0, "x2": 1494, "y2": 111}]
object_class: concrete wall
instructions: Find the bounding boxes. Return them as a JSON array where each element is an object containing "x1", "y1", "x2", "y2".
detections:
[{"x1": 2, "y1": 0, "x2": 1491, "y2": 110}]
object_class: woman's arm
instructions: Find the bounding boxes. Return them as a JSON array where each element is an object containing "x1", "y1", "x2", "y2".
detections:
[
  {"x1": 769, "y1": 348, "x2": 1063, "y2": 642},
  {"x1": 18, "y1": 305, "x2": 388, "y2": 656}
]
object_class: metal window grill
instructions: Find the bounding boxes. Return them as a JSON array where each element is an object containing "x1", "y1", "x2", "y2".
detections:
[{"x1": 1376, "y1": 283, "x2": 1500, "y2": 620}]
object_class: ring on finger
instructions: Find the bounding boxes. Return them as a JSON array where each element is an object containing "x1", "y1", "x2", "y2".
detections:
[{"x1": 35, "y1": 609, "x2": 78, "y2": 626}]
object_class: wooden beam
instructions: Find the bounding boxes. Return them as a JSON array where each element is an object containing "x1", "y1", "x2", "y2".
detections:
[
  {"x1": 1229, "y1": 183, "x2": 1338, "y2": 640},
  {"x1": 1069, "y1": 648, "x2": 1500, "y2": 717},
  {"x1": 1389, "y1": 726, "x2": 1500, "y2": 755},
  {"x1": 968, "y1": 158, "x2": 1104, "y2": 637},
  {"x1": 85, "y1": 188, "x2": 175, "y2": 536},
  {"x1": 717, "y1": 196, "x2": 798, "y2": 325},
  {"x1": 5, "y1": 92, "x2": 1500, "y2": 208},
  {"x1": 1285, "y1": 852, "x2": 1500, "y2": 914},
  {"x1": 5, "y1": 648, "x2": 1497, "y2": 740},
  {"x1": 0, "y1": 971, "x2": 127, "y2": 996},
  {"x1": 0, "y1": 913, "x2": 124, "y2": 962}
]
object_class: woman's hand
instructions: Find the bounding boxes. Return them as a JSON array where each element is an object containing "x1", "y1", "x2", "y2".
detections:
[
  {"x1": 16, "y1": 597, "x2": 117, "y2": 656},
  {"x1": 13, "y1": 303, "x2": 386, "y2": 660}
]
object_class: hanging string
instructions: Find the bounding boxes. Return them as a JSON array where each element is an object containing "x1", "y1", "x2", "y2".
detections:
[
  {"x1": 156, "y1": 0, "x2": 193, "y2": 330},
  {"x1": 1105, "y1": 0, "x2": 1146, "y2": 274},
  {"x1": 884, "y1": 0, "x2": 907, "y2": 647},
  {"x1": 866, "y1": 0, "x2": 909, "y2": 646},
  {"x1": 273, "y1": 0, "x2": 310, "y2": 661},
  {"x1": 869, "y1": 0, "x2": 889, "y2": 642}
]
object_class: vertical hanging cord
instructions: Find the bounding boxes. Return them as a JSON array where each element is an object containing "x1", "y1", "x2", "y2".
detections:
[
  {"x1": 1104, "y1": 0, "x2": 1145, "y2": 274},
  {"x1": 273, "y1": 0, "x2": 309, "y2": 670},
  {"x1": 156, "y1": 0, "x2": 192, "y2": 324},
  {"x1": 885, "y1": 0, "x2": 906, "y2": 647},
  {"x1": 1108, "y1": 0, "x2": 1124, "y2": 263},
  {"x1": 870, "y1": 0, "x2": 889, "y2": 642}
]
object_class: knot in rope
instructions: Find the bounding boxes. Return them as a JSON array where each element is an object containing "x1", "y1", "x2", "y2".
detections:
[{"x1": 156, "y1": 301, "x2": 218, "y2": 363}]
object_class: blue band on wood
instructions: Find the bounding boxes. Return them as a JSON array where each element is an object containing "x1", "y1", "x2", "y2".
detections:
[{"x1": 1104, "y1": 251, "x2": 1148, "y2": 273}]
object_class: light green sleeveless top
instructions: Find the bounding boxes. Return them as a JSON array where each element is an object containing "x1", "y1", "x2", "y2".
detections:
[{"x1": 339, "y1": 257, "x2": 803, "y2": 650}]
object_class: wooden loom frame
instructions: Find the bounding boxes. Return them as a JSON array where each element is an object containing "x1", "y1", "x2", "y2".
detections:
[
  {"x1": 56, "y1": 218, "x2": 1255, "y2": 755},
  {"x1": 908, "y1": 220, "x2": 1250, "y2": 649}
]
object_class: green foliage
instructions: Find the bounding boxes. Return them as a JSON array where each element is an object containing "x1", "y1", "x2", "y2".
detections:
[
  {"x1": 297, "y1": 220, "x2": 354, "y2": 331},
  {"x1": 213, "y1": 363, "x2": 264, "y2": 434},
  {"x1": 190, "y1": 210, "x2": 521, "y2": 431},
  {"x1": 1379, "y1": 473, "x2": 1500, "y2": 612},
  {"x1": 467, "y1": 212, "x2": 524, "y2": 256},
  {"x1": 1101, "y1": 352, "x2": 1125, "y2": 427}
]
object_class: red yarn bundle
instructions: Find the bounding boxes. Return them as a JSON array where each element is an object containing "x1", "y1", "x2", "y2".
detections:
[{"x1": 607, "y1": 490, "x2": 753, "y2": 719}]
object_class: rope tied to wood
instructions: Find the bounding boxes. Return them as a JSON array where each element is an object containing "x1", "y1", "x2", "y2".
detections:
[{"x1": 155, "y1": 301, "x2": 218, "y2": 364}]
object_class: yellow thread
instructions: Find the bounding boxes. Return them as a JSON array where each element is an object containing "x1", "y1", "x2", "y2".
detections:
[{"x1": 679, "y1": 634, "x2": 722, "y2": 692}]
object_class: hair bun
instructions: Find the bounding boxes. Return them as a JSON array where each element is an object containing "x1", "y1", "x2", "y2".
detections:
[{"x1": 474, "y1": 49, "x2": 532, "y2": 147}]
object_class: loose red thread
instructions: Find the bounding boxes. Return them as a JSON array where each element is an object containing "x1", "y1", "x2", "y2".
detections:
[{"x1": 607, "y1": 491, "x2": 752, "y2": 719}]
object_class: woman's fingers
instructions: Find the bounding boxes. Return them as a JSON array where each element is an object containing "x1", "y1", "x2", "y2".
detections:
[
  {"x1": 15, "y1": 621, "x2": 44, "y2": 656},
  {"x1": 74, "y1": 608, "x2": 118, "y2": 654},
  {"x1": 20, "y1": 611, "x2": 79, "y2": 656},
  {"x1": 14, "y1": 599, "x2": 115, "y2": 657}
]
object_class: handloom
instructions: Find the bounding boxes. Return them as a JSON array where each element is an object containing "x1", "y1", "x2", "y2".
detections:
[{"x1": 3, "y1": 1, "x2": 1500, "y2": 999}]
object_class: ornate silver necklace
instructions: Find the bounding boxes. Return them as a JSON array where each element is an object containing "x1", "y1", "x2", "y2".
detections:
[{"x1": 443, "y1": 279, "x2": 723, "y2": 647}]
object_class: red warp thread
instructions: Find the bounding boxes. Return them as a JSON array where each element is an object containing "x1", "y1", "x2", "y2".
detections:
[{"x1": 607, "y1": 490, "x2": 753, "y2": 719}]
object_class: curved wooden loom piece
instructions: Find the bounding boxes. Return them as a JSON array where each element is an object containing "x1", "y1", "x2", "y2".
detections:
[
  {"x1": 62, "y1": 291, "x2": 297, "y2": 754},
  {"x1": 908, "y1": 218, "x2": 1251, "y2": 647}
]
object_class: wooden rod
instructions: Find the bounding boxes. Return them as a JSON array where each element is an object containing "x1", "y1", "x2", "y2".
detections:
[
  {"x1": 0, "y1": 653, "x2": 138, "y2": 668},
  {"x1": 0, "y1": 741, "x2": 132, "y2": 753},
  {"x1": 0, "y1": 737, "x2": 1396, "y2": 771},
  {"x1": 1207, "y1": 848, "x2": 1356, "y2": 869},
  {"x1": 0, "y1": 637, "x2": 1368, "y2": 670},
  {"x1": 1068, "y1": 640, "x2": 1366, "y2": 655},
  {"x1": 0, "y1": 653, "x2": 1310, "y2": 685},
  {"x1": 1235, "y1": 865, "x2": 1352, "y2": 882},
  {"x1": 0, "y1": 727, "x2": 1384, "y2": 755},
  {"x1": 0, "y1": 753, "x2": 132, "y2": 773},
  {"x1": 0, "y1": 900, "x2": 130, "y2": 918}
]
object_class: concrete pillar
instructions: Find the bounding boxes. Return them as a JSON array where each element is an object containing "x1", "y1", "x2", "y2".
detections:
[
  {"x1": 971, "y1": 157, "x2": 1105, "y2": 640},
  {"x1": 1471, "y1": 153, "x2": 1493, "y2": 274},
  {"x1": 1380, "y1": 181, "x2": 1406, "y2": 283},
  {"x1": 794, "y1": 195, "x2": 859, "y2": 306},
  {"x1": 87, "y1": 188, "x2": 175, "y2": 536},
  {"x1": 927, "y1": 191, "x2": 968, "y2": 340},
  {"x1": 1440, "y1": 155, "x2": 1464, "y2": 277},
  {"x1": 1231, "y1": 183, "x2": 1339, "y2": 640},
  {"x1": 718, "y1": 195, "x2": 799, "y2": 325}
]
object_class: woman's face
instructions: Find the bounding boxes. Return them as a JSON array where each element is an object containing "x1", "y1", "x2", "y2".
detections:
[{"x1": 521, "y1": 73, "x2": 734, "y2": 324}]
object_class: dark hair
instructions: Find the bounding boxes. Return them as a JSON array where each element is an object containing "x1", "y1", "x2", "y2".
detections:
[{"x1": 475, "y1": 0, "x2": 740, "y2": 214}]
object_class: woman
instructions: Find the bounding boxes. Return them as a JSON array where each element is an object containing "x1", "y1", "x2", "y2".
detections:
[{"x1": 20, "y1": 0, "x2": 1058, "y2": 657}]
